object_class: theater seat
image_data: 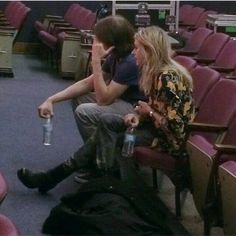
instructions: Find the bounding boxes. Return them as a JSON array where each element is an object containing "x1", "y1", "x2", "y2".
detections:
[
  {"x1": 191, "y1": 66, "x2": 221, "y2": 108},
  {"x1": 219, "y1": 161, "x2": 236, "y2": 235},
  {"x1": 134, "y1": 79, "x2": 236, "y2": 219},
  {"x1": 0, "y1": 2, "x2": 31, "y2": 76},
  {"x1": 179, "y1": 6, "x2": 205, "y2": 33},
  {"x1": 209, "y1": 39, "x2": 236, "y2": 75},
  {"x1": 175, "y1": 27, "x2": 213, "y2": 56},
  {"x1": 179, "y1": 4, "x2": 194, "y2": 23},
  {"x1": 193, "y1": 32, "x2": 230, "y2": 65},
  {"x1": 0, "y1": 214, "x2": 19, "y2": 236},
  {"x1": 187, "y1": 81, "x2": 236, "y2": 234},
  {"x1": 0, "y1": 172, "x2": 7, "y2": 204},
  {"x1": 173, "y1": 55, "x2": 197, "y2": 73}
]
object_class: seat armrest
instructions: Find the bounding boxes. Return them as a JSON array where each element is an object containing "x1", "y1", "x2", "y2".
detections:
[
  {"x1": 45, "y1": 15, "x2": 63, "y2": 19},
  {"x1": 194, "y1": 57, "x2": 215, "y2": 65},
  {"x1": 52, "y1": 23, "x2": 72, "y2": 33},
  {"x1": 175, "y1": 50, "x2": 197, "y2": 56},
  {"x1": 47, "y1": 19, "x2": 67, "y2": 28},
  {"x1": 225, "y1": 75, "x2": 236, "y2": 80},
  {"x1": 0, "y1": 31, "x2": 15, "y2": 36},
  {"x1": 187, "y1": 26, "x2": 197, "y2": 31},
  {"x1": 179, "y1": 23, "x2": 195, "y2": 27},
  {"x1": 53, "y1": 22, "x2": 71, "y2": 27},
  {"x1": 209, "y1": 66, "x2": 234, "y2": 73},
  {"x1": 63, "y1": 34, "x2": 81, "y2": 41},
  {"x1": 0, "y1": 16, "x2": 7, "y2": 20},
  {"x1": 55, "y1": 27, "x2": 79, "y2": 36},
  {"x1": 0, "y1": 21, "x2": 9, "y2": 26},
  {"x1": 188, "y1": 122, "x2": 227, "y2": 133},
  {"x1": 214, "y1": 144, "x2": 236, "y2": 154},
  {"x1": 0, "y1": 26, "x2": 16, "y2": 31}
]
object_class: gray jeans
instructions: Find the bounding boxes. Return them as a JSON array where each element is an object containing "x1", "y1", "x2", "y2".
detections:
[
  {"x1": 74, "y1": 92, "x2": 134, "y2": 142},
  {"x1": 72, "y1": 113, "x2": 156, "y2": 171}
]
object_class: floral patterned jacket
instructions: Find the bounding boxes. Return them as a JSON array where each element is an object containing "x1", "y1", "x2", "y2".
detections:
[{"x1": 150, "y1": 71, "x2": 195, "y2": 158}]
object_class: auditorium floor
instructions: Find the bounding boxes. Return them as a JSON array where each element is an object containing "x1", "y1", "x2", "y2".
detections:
[{"x1": 139, "y1": 167, "x2": 224, "y2": 236}]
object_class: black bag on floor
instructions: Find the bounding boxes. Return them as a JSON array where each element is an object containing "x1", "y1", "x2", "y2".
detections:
[{"x1": 42, "y1": 158, "x2": 190, "y2": 235}]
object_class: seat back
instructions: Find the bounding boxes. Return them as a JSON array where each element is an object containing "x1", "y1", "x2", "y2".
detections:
[
  {"x1": 179, "y1": 4, "x2": 194, "y2": 22},
  {"x1": 11, "y1": 6, "x2": 31, "y2": 30},
  {"x1": 219, "y1": 161, "x2": 236, "y2": 235},
  {"x1": 187, "y1": 80, "x2": 236, "y2": 231},
  {"x1": 0, "y1": 172, "x2": 7, "y2": 204},
  {"x1": 182, "y1": 27, "x2": 213, "y2": 52},
  {"x1": 191, "y1": 66, "x2": 221, "y2": 108},
  {"x1": 196, "y1": 32, "x2": 230, "y2": 61},
  {"x1": 73, "y1": 9, "x2": 96, "y2": 30},
  {"x1": 213, "y1": 39, "x2": 236, "y2": 69},
  {"x1": 173, "y1": 55, "x2": 197, "y2": 73},
  {"x1": 194, "y1": 79, "x2": 236, "y2": 143},
  {"x1": 194, "y1": 10, "x2": 217, "y2": 28},
  {"x1": 4, "y1": 1, "x2": 20, "y2": 16},
  {"x1": 63, "y1": 3, "x2": 81, "y2": 23},
  {"x1": 188, "y1": 112, "x2": 236, "y2": 233},
  {"x1": 181, "y1": 6, "x2": 205, "y2": 26},
  {"x1": 4, "y1": 1, "x2": 24, "y2": 22},
  {"x1": 0, "y1": 214, "x2": 19, "y2": 236},
  {"x1": 81, "y1": 12, "x2": 97, "y2": 30}
]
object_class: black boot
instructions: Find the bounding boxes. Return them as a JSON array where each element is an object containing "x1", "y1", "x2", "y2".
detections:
[{"x1": 17, "y1": 159, "x2": 77, "y2": 194}]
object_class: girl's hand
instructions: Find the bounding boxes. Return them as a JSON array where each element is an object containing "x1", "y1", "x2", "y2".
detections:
[
  {"x1": 134, "y1": 100, "x2": 152, "y2": 116},
  {"x1": 123, "y1": 113, "x2": 140, "y2": 127}
]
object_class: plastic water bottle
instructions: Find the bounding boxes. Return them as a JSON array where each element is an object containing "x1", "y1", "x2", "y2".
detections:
[
  {"x1": 43, "y1": 117, "x2": 53, "y2": 146},
  {"x1": 122, "y1": 127, "x2": 136, "y2": 157}
]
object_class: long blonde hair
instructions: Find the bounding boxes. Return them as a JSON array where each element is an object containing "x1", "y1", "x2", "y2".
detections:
[{"x1": 134, "y1": 26, "x2": 193, "y2": 95}]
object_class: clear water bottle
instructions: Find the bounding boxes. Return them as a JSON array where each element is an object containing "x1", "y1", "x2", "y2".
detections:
[
  {"x1": 43, "y1": 117, "x2": 53, "y2": 146},
  {"x1": 122, "y1": 127, "x2": 136, "y2": 157}
]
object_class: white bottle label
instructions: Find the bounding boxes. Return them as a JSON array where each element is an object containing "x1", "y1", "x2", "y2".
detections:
[{"x1": 124, "y1": 134, "x2": 136, "y2": 142}]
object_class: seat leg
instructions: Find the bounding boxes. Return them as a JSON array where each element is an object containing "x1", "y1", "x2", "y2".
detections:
[
  {"x1": 152, "y1": 168, "x2": 158, "y2": 191},
  {"x1": 203, "y1": 216, "x2": 211, "y2": 236},
  {"x1": 175, "y1": 187, "x2": 181, "y2": 217}
]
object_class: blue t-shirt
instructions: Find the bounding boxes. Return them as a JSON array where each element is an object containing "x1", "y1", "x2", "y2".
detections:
[{"x1": 102, "y1": 53, "x2": 146, "y2": 105}]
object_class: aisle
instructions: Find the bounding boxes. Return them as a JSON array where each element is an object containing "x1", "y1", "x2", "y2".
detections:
[{"x1": 0, "y1": 55, "x2": 82, "y2": 235}]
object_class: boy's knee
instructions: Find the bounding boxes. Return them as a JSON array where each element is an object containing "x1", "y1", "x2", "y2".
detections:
[{"x1": 75, "y1": 104, "x2": 92, "y2": 117}]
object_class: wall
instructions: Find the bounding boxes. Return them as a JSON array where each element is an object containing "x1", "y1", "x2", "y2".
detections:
[
  {"x1": 1, "y1": 1, "x2": 236, "y2": 45},
  {"x1": 182, "y1": 1, "x2": 236, "y2": 14}
]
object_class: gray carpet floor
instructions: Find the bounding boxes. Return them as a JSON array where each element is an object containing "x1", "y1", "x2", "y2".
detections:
[{"x1": 0, "y1": 55, "x2": 83, "y2": 235}]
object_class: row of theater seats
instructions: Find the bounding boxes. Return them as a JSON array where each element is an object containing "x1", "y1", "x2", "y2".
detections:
[
  {"x1": 178, "y1": 4, "x2": 219, "y2": 41},
  {"x1": 34, "y1": 3, "x2": 97, "y2": 78},
  {"x1": 133, "y1": 30, "x2": 236, "y2": 234},
  {"x1": 174, "y1": 27, "x2": 236, "y2": 76},
  {"x1": 0, "y1": 1, "x2": 31, "y2": 77},
  {"x1": 0, "y1": 172, "x2": 19, "y2": 236}
]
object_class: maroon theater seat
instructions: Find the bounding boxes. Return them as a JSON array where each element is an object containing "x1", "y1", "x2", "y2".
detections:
[
  {"x1": 191, "y1": 66, "x2": 221, "y2": 108},
  {"x1": 173, "y1": 55, "x2": 197, "y2": 73},
  {"x1": 133, "y1": 79, "x2": 236, "y2": 219},
  {"x1": 179, "y1": 4, "x2": 194, "y2": 23},
  {"x1": 175, "y1": 27, "x2": 213, "y2": 56},
  {"x1": 34, "y1": 3, "x2": 81, "y2": 34},
  {"x1": 187, "y1": 80, "x2": 236, "y2": 234},
  {"x1": 0, "y1": 172, "x2": 7, "y2": 204},
  {"x1": 181, "y1": 10, "x2": 217, "y2": 38},
  {"x1": 193, "y1": 32, "x2": 230, "y2": 65},
  {"x1": 179, "y1": 7, "x2": 205, "y2": 34},
  {"x1": 219, "y1": 161, "x2": 236, "y2": 235},
  {"x1": 0, "y1": 214, "x2": 19, "y2": 236},
  {"x1": 0, "y1": 1, "x2": 20, "y2": 17},
  {"x1": 210, "y1": 39, "x2": 236, "y2": 75}
]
